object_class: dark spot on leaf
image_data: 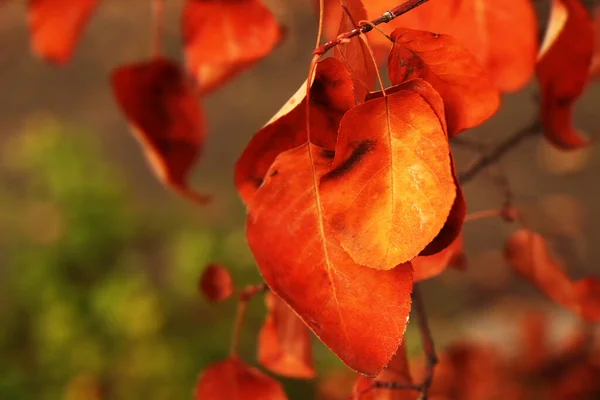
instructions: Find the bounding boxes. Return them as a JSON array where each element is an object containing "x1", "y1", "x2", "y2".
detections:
[
  {"x1": 321, "y1": 149, "x2": 335, "y2": 159},
  {"x1": 322, "y1": 140, "x2": 376, "y2": 182},
  {"x1": 270, "y1": 169, "x2": 279, "y2": 177},
  {"x1": 400, "y1": 58, "x2": 405, "y2": 67},
  {"x1": 433, "y1": 33, "x2": 440, "y2": 38}
]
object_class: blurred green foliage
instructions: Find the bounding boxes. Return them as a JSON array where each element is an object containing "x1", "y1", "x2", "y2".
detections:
[{"x1": 0, "y1": 115, "x2": 274, "y2": 399}]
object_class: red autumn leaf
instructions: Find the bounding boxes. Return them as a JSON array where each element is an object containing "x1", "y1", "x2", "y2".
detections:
[
  {"x1": 195, "y1": 356, "x2": 287, "y2": 400},
  {"x1": 27, "y1": 0, "x2": 99, "y2": 64},
  {"x1": 353, "y1": 343, "x2": 418, "y2": 400},
  {"x1": 111, "y1": 58, "x2": 209, "y2": 203},
  {"x1": 388, "y1": 28, "x2": 500, "y2": 137},
  {"x1": 258, "y1": 292, "x2": 316, "y2": 379},
  {"x1": 246, "y1": 142, "x2": 413, "y2": 376},
  {"x1": 333, "y1": 0, "x2": 377, "y2": 102},
  {"x1": 537, "y1": 0, "x2": 594, "y2": 149},
  {"x1": 320, "y1": 79, "x2": 456, "y2": 270},
  {"x1": 182, "y1": 0, "x2": 284, "y2": 94},
  {"x1": 341, "y1": 0, "x2": 537, "y2": 92},
  {"x1": 413, "y1": 234, "x2": 466, "y2": 282},
  {"x1": 199, "y1": 263, "x2": 234, "y2": 302},
  {"x1": 234, "y1": 57, "x2": 355, "y2": 204},
  {"x1": 504, "y1": 229, "x2": 600, "y2": 321}
]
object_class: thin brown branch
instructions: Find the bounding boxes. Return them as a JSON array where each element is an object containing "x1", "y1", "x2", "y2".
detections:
[
  {"x1": 413, "y1": 283, "x2": 437, "y2": 400},
  {"x1": 229, "y1": 283, "x2": 268, "y2": 356},
  {"x1": 151, "y1": 0, "x2": 165, "y2": 57},
  {"x1": 458, "y1": 119, "x2": 542, "y2": 185},
  {"x1": 314, "y1": 0, "x2": 431, "y2": 56}
]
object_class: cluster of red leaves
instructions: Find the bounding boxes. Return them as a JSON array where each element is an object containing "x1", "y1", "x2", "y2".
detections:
[{"x1": 352, "y1": 314, "x2": 600, "y2": 400}]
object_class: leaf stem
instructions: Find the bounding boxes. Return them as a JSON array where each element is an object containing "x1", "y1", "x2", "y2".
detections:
[
  {"x1": 151, "y1": 0, "x2": 165, "y2": 58},
  {"x1": 314, "y1": 0, "x2": 431, "y2": 56},
  {"x1": 413, "y1": 283, "x2": 437, "y2": 400},
  {"x1": 229, "y1": 283, "x2": 268, "y2": 356}
]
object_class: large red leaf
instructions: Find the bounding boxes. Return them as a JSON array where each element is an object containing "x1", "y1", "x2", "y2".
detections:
[
  {"x1": 247, "y1": 143, "x2": 413, "y2": 376},
  {"x1": 199, "y1": 263, "x2": 233, "y2": 302},
  {"x1": 591, "y1": 5, "x2": 600, "y2": 78},
  {"x1": 504, "y1": 229, "x2": 600, "y2": 321},
  {"x1": 320, "y1": 80, "x2": 456, "y2": 270},
  {"x1": 235, "y1": 57, "x2": 355, "y2": 204},
  {"x1": 195, "y1": 357, "x2": 287, "y2": 400},
  {"x1": 182, "y1": 0, "x2": 284, "y2": 94},
  {"x1": 388, "y1": 28, "x2": 500, "y2": 137},
  {"x1": 27, "y1": 0, "x2": 99, "y2": 64},
  {"x1": 537, "y1": 0, "x2": 594, "y2": 149},
  {"x1": 258, "y1": 292, "x2": 316, "y2": 379},
  {"x1": 333, "y1": 0, "x2": 376, "y2": 102},
  {"x1": 353, "y1": 343, "x2": 418, "y2": 400},
  {"x1": 365, "y1": 0, "x2": 537, "y2": 92},
  {"x1": 111, "y1": 58, "x2": 209, "y2": 203},
  {"x1": 413, "y1": 234, "x2": 466, "y2": 282}
]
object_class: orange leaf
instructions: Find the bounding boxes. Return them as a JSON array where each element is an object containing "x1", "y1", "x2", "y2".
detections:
[
  {"x1": 258, "y1": 292, "x2": 316, "y2": 379},
  {"x1": 388, "y1": 28, "x2": 500, "y2": 137},
  {"x1": 247, "y1": 143, "x2": 413, "y2": 376},
  {"x1": 195, "y1": 356, "x2": 287, "y2": 400},
  {"x1": 199, "y1": 263, "x2": 233, "y2": 302},
  {"x1": 537, "y1": 0, "x2": 594, "y2": 149},
  {"x1": 504, "y1": 229, "x2": 600, "y2": 321},
  {"x1": 333, "y1": 0, "x2": 377, "y2": 102},
  {"x1": 235, "y1": 57, "x2": 355, "y2": 204},
  {"x1": 111, "y1": 58, "x2": 209, "y2": 203},
  {"x1": 27, "y1": 0, "x2": 99, "y2": 64},
  {"x1": 413, "y1": 234, "x2": 466, "y2": 282},
  {"x1": 353, "y1": 343, "x2": 418, "y2": 400},
  {"x1": 320, "y1": 79, "x2": 456, "y2": 270},
  {"x1": 182, "y1": 0, "x2": 284, "y2": 94}
]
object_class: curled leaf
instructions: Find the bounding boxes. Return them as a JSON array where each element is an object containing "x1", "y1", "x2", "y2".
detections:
[
  {"x1": 333, "y1": 0, "x2": 376, "y2": 102},
  {"x1": 247, "y1": 143, "x2": 413, "y2": 376},
  {"x1": 258, "y1": 292, "x2": 316, "y2": 379},
  {"x1": 321, "y1": 79, "x2": 456, "y2": 270},
  {"x1": 235, "y1": 57, "x2": 355, "y2": 204},
  {"x1": 182, "y1": 0, "x2": 284, "y2": 93},
  {"x1": 111, "y1": 58, "x2": 209, "y2": 203},
  {"x1": 27, "y1": 0, "x2": 99, "y2": 64},
  {"x1": 504, "y1": 229, "x2": 600, "y2": 321},
  {"x1": 195, "y1": 357, "x2": 287, "y2": 400},
  {"x1": 199, "y1": 263, "x2": 233, "y2": 303},
  {"x1": 537, "y1": 0, "x2": 594, "y2": 149},
  {"x1": 388, "y1": 28, "x2": 500, "y2": 136}
]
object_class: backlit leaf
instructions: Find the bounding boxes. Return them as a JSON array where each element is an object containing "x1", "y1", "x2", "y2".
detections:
[
  {"x1": 199, "y1": 263, "x2": 233, "y2": 302},
  {"x1": 504, "y1": 229, "x2": 600, "y2": 321},
  {"x1": 111, "y1": 58, "x2": 209, "y2": 203},
  {"x1": 182, "y1": 0, "x2": 284, "y2": 93},
  {"x1": 388, "y1": 28, "x2": 500, "y2": 136},
  {"x1": 247, "y1": 143, "x2": 413, "y2": 376},
  {"x1": 235, "y1": 57, "x2": 355, "y2": 204},
  {"x1": 333, "y1": 0, "x2": 377, "y2": 102},
  {"x1": 320, "y1": 80, "x2": 456, "y2": 270},
  {"x1": 27, "y1": 0, "x2": 99, "y2": 64},
  {"x1": 258, "y1": 292, "x2": 316, "y2": 379},
  {"x1": 537, "y1": 0, "x2": 594, "y2": 149},
  {"x1": 195, "y1": 357, "x2": 287, "y2": 400}
]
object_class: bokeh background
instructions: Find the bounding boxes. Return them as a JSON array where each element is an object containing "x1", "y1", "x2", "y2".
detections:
[{"x1": 0, "y1": 0, "x2": 599, "y2": 399}]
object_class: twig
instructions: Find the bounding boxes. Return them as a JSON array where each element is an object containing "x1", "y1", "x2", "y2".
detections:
[
  {"x1": 458, "y1": 119, "x2": 542, "y2": 184},
  {"x1": 229, "y1": 283, "x2": 268, "y2": 356},
  {"x1": 314, "y1": 0, "x2": 431, "y2": 56},
  {"x1": 413, "y1": 283, "x2": 437, "y2": 400},
  {"x1": 151, "y1": 0, "x2": 165, "y2": 57}
]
